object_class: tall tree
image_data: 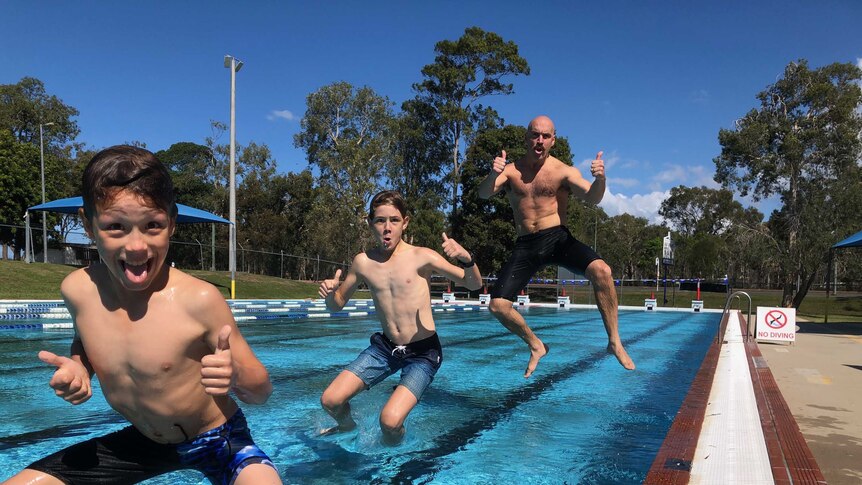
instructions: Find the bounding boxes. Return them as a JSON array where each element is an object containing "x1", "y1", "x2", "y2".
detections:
[
  {"x1": 387, "y1": 99, "x2": 449, "y2": 249},
  {"x1": 659, "y1": 185, "x2": 752, "y2": 237},
  {"x1": 1, "y1": 77, "x2": 83, "y2": 257},
  {"x1": 294, "y1": 81, "x2": 395, "y2": 255},
  {"x1": 414, "y1": 27, "x2": 529, "y2": 217},
  {"x1": 596, "y1": 213, "x2": 657, "y2": 280},
  {"x1": 714, "y1": 60, "x2": 862, "y2": 307},
  {"x1": 0, "y1": 130, "x2": 39, "y2": 258},
  {"x1": 0, "y1": 77, "x2": 80, "y2": 145}
]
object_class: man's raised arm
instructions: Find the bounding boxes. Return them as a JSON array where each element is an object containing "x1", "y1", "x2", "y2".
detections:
[{"x1": 478, "y1": 150, "x2": 509, "y2": 199}]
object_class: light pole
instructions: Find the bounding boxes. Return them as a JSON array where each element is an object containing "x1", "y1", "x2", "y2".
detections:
[
  {"x1": 224, "y1": 55, "x2": 243, "y2": 298},
  {"x1": 39, "y1": 122, "x2": 55, "y2": 263}
]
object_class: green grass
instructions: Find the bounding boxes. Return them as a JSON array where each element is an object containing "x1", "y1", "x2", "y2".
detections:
[
  {"x1": 0, "y1": 260, "x2": 318, "y2": 300},
  {"x1": 2, "y1": 260, "x2": 859, "y2": 323}
]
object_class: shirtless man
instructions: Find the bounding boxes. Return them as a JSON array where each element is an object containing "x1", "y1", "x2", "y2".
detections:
[
  {"x1": 478, "y1": 115, "x2": 636, "y2": 378},
  {"x1": 6, "y1": 146, "x2": 281, "y2": 485},
  {"x1": 317, "y1": 190, "x2": 482, "y2": 445}
]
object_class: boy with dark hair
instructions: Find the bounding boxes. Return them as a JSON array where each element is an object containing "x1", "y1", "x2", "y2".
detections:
[
  {"x1": 7, "y1": 146, "x2": 282, "y2": 485},
  {"x1": 318, "y1": 190, "x2": 482, "y2": 445}
]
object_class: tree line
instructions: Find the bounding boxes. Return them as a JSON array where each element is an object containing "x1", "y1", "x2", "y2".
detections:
[{"x1": 2, "y1": 28, "x2": 861, "y2": 308}]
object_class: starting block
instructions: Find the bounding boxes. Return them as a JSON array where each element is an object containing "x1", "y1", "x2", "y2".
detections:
[
  {"x1": 442, "y1": 292, "x2": 455, "y2": 303},
  {"x1": 517, "y1": 294, "x2": 530, "y2": 306},
  {"x1": 644, "y1": 298, "x2": 657, "y2": 311},
  {"x1": 478, "y1": 293, "x2": 491, "y2": 305},
  {"x1": 691, "y1": 300, "x2": 703, "y2": 312},
  {"x1": 557, "y1": 296, "x2": 570, "y2": 308}
]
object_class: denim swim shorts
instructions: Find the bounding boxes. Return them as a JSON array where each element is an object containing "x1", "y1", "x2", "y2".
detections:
[{"x1": 345, "y1": 332, "x2": 443, "y2": 400}]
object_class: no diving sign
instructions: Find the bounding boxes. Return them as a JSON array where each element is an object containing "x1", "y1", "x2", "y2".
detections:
[{"x1": 756, "y1": 307, "x2": 796, "y2": 342}]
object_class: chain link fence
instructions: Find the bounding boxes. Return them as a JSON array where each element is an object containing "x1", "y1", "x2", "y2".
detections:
[
  {"x1": 3, "y1": 223, "x2": 861, "y2": 295},
  {"x1": 1, "y1": 223, "x2": 345, "y2": 283}
]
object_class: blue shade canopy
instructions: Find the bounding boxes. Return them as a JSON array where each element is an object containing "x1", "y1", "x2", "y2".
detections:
[
  {"x1": 28, "y1": 196, "x2": 231, "y2": 225},
  {"x1": 833, "y1": 229, "x2": 862, "y2": 249}
]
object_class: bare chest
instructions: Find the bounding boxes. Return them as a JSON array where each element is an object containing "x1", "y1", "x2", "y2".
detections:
[
  {"x1": 77, "y1": 311, "x2": 207, "y2": 381},
  {"x1": 508, "y1": 169, "x2": 568, "y2": 202},
  {"x1": 362, "y1": 260, "x2": 428, "y2": 297}
]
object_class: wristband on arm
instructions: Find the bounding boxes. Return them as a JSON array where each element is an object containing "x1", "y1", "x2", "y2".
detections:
[{"x1": 458, "y1": 253, "x2": 475, "y2": 268}]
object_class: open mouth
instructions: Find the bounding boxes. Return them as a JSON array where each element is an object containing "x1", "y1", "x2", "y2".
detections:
[{"x1": 121, "y1": 259, "x2": 151, "y2": 284}]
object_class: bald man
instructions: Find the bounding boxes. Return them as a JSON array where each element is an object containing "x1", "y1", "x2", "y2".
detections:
[{"x1": 478, "y1": 115, "x2": 635, "y2": 378}]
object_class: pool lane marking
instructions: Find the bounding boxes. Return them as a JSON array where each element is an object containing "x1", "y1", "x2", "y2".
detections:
[{"x1": 388, "y1": 313, "x2": 698, "y2": 483}]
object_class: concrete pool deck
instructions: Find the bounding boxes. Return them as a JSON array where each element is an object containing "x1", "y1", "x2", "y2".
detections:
[
  {"x1": 760, "y1": 321, "x2": 862, "y2": 485},
  {"x1": 646, "y1": 311, "x2": 862, "y2": 485}
]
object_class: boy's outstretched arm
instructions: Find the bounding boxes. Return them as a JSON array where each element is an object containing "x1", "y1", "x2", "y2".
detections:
[
  {"x1": 318, "y1": 258, "x2": 362, "y2": 311},
  {"x1": 38, "y1": 336, "x2": 93, "y2": 405},
  {"x1": 44, "y1": 287, "x2": 95, "y2": 405},
  {"x1": 438, "y1": 233, "x2": 483, "y2": 291},
  {"x1": 199, "y1": 292, "x2": 273, "y2": 405}
]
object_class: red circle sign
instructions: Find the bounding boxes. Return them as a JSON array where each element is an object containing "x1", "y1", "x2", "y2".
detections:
[{"x1": 765, "y1": 310, "x2": 788, "y2": 329}]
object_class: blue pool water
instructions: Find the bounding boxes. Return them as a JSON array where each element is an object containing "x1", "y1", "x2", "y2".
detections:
[{"x1": 0, "y1": 303, "x2": 719, "y2": 484}]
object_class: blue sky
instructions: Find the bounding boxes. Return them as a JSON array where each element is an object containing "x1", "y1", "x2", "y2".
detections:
[{"x1": 3, "y1": 1, "x2": 861, "y2": 224}]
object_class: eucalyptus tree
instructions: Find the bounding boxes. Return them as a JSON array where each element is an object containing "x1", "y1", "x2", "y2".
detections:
[
  {"x1": 386, "y1": 98, "x2": 449, "y2": 249},
  {"x1": 157, "y1": 140, "x2": 229, "y2": 269},
  {"x1": 0, "y1": 130, "x2": 39, "y2": 258},
  {"x1": 294, "y1": 82, "x2": 395, "y2": 259},
  {"x1": 414, "y1": 27, "x2": 530, "y2": 217},
  {"x1": 659, "y1": 186, "x2": 751, "y2": 237},
  {"x1": 659, "y1": 185, "x2": 765, "y2": 279},
  {"x1": 0, "y1": 77, "x2": 79, "y2": 145},
  {"x1": 714, "y1": 60, "x2": 862, "y2": 307},
  {"x1": 1, "y1": 77, "x2": 82, "y2": 258},
  {"x1": 597, "y1": 213, "x2": 656, "y2": 280}
]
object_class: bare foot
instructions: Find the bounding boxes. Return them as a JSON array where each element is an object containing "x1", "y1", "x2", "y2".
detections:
[
  {"x1": 607, "y1": 341, "x2": 635, "y2": 370},
  {"x1": 524, "y1": 342, "x2": 550, "y2": 378},
  {"x1": 319, "y1": 421, "x2": 356, "y2": 436}
]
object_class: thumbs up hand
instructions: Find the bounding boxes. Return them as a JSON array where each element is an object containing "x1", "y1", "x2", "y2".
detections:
[
  {"x1": 492, "y1": 150, "x2": 508, "y2": 174},
  {"x1": 441, "y1": 233, "x2": 471, "y2": 264},
  {"x1": 318, "y1": 269, "x2": 343, "y2": 299},
  {"x1": 200, "y1": 325, "x2": 234, "y2": 396},
  {"x1": 590, "y1": 151, "x2": 605, "y2": 179},
  {"x1": 39, "y1": 350, "x2": 92, "y2": 405}
]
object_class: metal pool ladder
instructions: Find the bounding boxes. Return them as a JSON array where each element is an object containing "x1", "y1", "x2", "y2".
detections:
[{"x1": 717, "y1": 291, "x2": 753, "y2": 343}]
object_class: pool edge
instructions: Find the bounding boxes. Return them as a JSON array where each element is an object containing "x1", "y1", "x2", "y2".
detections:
[{"x1": 644, "y1": 311, "x2": 826, "y2": 484}]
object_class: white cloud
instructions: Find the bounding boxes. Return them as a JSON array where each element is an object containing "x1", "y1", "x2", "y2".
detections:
[
  {"x1": 578, "y1": 151, "x2": 619, "y2": 173},
  {"x1": 607, "y1": 177, "x2": 640, "y2": 188},
  {"x1": 690, "y1": 89, "x2": 710, "y2": 104},
  {"x1": 267, "y1": 109, "x2": 296, "y2": 121},
  {"x1": 651, "y1": 165, "x2": 688, "y2": 185},
  {"x1": 599, "y1": 189, "x2": 670, "y2": 225},
  {"x1": 646, "y1": 163, "x2": 719, "y2": 192}
]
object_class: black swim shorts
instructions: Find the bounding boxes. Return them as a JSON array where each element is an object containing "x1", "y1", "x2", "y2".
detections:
[
  {"x1": 26, "y1": 408, "x2": 275, "y2": 485},
  {"x1": 490, "y1": 225, "x2": 601, "y2": 301}
]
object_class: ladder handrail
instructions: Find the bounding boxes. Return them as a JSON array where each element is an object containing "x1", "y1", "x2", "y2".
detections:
[{"x1": 717, "y1": 291, "x2": 753, "y2": 343}]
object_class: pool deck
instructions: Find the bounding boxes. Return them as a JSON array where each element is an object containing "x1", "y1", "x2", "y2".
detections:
[
  {"x1": 646, "y1": 311, "x2": 862, "y2": 485},
  {"x1": 759, "y1": 321, "x2": 862, "y2": 485}
]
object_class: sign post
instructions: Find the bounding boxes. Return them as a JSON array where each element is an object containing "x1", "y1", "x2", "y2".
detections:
[{"x1": 662, "y1": 232, "x2": 674, "y2": 305}]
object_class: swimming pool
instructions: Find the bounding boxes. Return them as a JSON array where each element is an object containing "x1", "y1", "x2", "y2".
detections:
[{"x1": 0, "y1": 302, "x2": 720, "y2": 484}]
